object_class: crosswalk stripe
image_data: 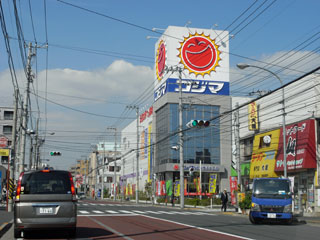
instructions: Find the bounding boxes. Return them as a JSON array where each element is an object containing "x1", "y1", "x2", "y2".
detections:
[
  {"x1": 93, "y1": 210, "x2": 104, "y2": 214},
  {"x1": 157, "y1": 211, "x2": 175, "y2": 214},
  {"x1": 146, "y1": 211, "x2": 161, "y2": 214},
  {"x1": 132, "y1": 210, "x2": 145, "y2": 214},
  {"x1": 170, "y1": 211, "x2": 189, "y2": 215},
  {"x1": 119, "y1": 210, "x2": 133, "y2": 214},
  {"x1": 106, "y1": 210, "x2": 118, "y2": 214},
  {"x1": 79, "y1": 210, "x2": 89, "y2": 214}
]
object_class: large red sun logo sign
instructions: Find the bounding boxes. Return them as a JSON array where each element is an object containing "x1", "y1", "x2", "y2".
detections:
[
  {"x1": 156, "y1": 40, "x2": 166, "y2": 81},
  {"x1": 178, "y1": 32, "x2": 221, "y2": 77}
]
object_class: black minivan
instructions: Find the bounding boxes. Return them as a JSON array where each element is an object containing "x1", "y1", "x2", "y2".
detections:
[{"x1": 14, "y1": 169, "x2": 77, "y2": 238}]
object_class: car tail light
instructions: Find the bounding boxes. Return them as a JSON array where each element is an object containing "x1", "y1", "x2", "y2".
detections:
[
  {"x1": 68, "y1": 172, "x2": 77, "y2": 201},
  {"x1": 15, "y1": 172, "x2": 24, "y2": 202}
]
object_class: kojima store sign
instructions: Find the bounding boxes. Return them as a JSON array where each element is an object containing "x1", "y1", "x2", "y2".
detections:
[{"x1": 154, "y1": 26, "x2": 230, "y2": 102}]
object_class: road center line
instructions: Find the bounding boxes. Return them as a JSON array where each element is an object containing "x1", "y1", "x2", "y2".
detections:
[{"x1": 88, "y1": 216, "x2": 134, "y2": 240}]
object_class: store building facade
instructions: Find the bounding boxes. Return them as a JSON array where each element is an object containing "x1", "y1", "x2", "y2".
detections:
[
  {"x1": 121, "y1": 25, "x2": 232, "y2": 198},
  {"x1": 235, "y1": 74, "x2": 320, "y2": 214}
]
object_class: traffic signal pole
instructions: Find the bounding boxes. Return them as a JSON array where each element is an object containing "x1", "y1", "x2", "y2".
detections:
[{"x1": 178, "y1": 68, "x2": 185, "y2": 209}]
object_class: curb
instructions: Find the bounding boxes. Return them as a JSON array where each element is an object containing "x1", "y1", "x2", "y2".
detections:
[{"x1": 0, "y1": 220, "x2": 13, "y2": 238}]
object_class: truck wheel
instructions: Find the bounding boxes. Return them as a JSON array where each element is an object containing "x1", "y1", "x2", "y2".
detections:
[
  {"x1": 286, "y1": 217, "x2": 293, "y2": 225},
  {"x1": 249, "y1": 213, "x2": 259, "y2": 224}
]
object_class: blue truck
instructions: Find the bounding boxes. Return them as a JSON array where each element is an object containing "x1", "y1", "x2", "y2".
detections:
[{"x1": 249, "y1": 178, "x2": 293, "y2": 224}]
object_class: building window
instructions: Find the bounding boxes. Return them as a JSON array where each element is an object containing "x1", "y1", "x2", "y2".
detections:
[
  {"x1": 3, "y1": 125, "x2": 12, "y2": 134},
  {"x1": 4, "y1": 111, "x2": 14, "y2": 120}
]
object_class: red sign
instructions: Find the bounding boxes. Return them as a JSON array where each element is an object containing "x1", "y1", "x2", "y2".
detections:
[
  {"x1": 139, "y1": 106, "x2": 153, "y2": 123},
  {"x1": 156, "y1": 40, "x2": 166, "y2": 81},
  {"x1": 275, "y1": 119, "x2": 316, "y2": 171},
  {"x1": 179, "y1": 32, "x2": 220, "y2": 77},
  {"x1": 229, "y1": 176, "x2": 238, "y2": 205},
  {"x1": 0, "y1": 136, "x2": 8, "y2": 148}
]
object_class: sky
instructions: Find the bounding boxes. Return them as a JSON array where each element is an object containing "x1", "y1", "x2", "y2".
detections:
[{"x1": 1, "y1": 0, "x2": 320, "y2": 170}]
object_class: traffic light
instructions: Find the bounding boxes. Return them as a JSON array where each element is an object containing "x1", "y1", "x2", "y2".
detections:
[
  {"x1": 186, "y1": 119, "x2": 210, "y2": 128},
  {"x1": 50, "y1": 151, "x2": 61, "y2": 156}
]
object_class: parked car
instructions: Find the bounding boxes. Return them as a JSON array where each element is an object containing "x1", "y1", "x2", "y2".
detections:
[
  {"x1": 77, "y1": 192, "x2": 86, "y2": 200},
  {"x1": 14, "y1": 169, "x2": 77, "y2": 238}
]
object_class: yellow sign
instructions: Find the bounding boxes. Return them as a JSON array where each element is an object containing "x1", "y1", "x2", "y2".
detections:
[
  {"x1": 250, "y1": 129, "x2": 280, "y2": 179},
  {"x1": 209, "y1": 174, "x2": 217, "y2": 194},
  {"x1": 248, "y1": 102, "x2": 259, "y2": 131},
  {"x1": 0, "y1": 149, "x2": 9, "y2": 156}
]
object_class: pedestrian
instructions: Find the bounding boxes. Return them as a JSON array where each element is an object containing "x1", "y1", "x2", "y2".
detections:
[
  {"x1": 2, "y1": 186, "x2": 7, "y2": 203},
  {"x1": 221, "y1": 189, "x2": 228, "y2": 212}
]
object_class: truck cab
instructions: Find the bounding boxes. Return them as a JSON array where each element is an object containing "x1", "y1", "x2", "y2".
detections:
[{"x1": 250, "y1": 178, "x2": 293, "y2": 224}]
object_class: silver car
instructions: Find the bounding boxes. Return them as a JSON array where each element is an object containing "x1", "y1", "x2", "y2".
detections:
[{"x1": 14, "y1": 169, "x2": 77, "y2": 238}]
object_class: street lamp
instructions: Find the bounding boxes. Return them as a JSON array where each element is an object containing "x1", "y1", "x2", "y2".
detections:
[{"x1": 237, "y1": 63, "x2": 287, "y2": 178}]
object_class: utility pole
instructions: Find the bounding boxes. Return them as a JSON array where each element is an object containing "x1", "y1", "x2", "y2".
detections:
[
  {"x1": 107, "y1": 127, "x2": 117, "y2": 201},
  {"x1": 18, "y1": 43, "x2": 35, "y2": 174},
  {"x1": 127, "y1": 105, "x2": 140, "y2": 204},
  {"x1": 235, "y1": 102, "x2": 241, "y2": 191},
  {"x1": 8, "y1": 89, "x2": 19, "y2": 212},
  {"x1": 166, "y1": 66, "x2": 185, "y2": 209},
  {"x1": 101, "y1": 140, "x2": 105, "y2": 200}
]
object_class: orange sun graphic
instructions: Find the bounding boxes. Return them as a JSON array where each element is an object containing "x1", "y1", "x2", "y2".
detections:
[{"x1": 178, "y1": 32, "x2": 221, "y2": 77}]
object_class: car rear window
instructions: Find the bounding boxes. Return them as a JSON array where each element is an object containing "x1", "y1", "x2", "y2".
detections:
[{"x1": 21, "y1": 171, "x2": 71, "y2": 194}]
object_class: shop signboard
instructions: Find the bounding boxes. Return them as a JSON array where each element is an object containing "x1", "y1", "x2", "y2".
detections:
[
  {"x1": 174, "y1": 180, "x2": 180, "y2": 197},
  {"x1": 209, "y1": 174, "x2": 217, "y2": 194},
  {"x1": 0, "y1": 136, "x2": 8, "y2": 148},
  {"x1": 250, "y1": 129, "x2": 281, "y2": 179},
  {"x1": 0, "y1": 149, "x2": 9, "y2": 156},
  {"x1": 154, "y1": 26, "x2": 229, "y2": 102},
  {"x1": 275, "y1": 119, "x2": 316, "y2": 171},
  {"x1": 229, "y1": 176, "x2": 238, "y2": 205},
  {"x1": 231, "y1": 163, "x2": 250, "y2": 177}
]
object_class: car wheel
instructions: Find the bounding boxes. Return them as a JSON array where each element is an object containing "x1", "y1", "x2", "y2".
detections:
[{"x1": 14, "y1": 228, "x2": 21, "y2": 238}]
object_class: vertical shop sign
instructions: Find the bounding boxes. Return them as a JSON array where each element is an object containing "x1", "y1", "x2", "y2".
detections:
[
  {"x1": 174, "y1": 180, "x2": 180, "y2": 197},
  {"x1": 209, "y1": 174, "x2": 217, "y2": 194},
  {"x1": 229, "y1": 176, "x2": 238, "y2": 205},
  {"x1": 248, "y1": 102, "x2": 259, "y2": 131}
]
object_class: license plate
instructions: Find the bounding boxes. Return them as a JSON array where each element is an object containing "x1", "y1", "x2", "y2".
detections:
[
  {"x1": 39, "y1": 207, "x2": 53, "y2": 214},
  {"x1": 267, "y1": 213, "x2": 276, "y2": 218}
]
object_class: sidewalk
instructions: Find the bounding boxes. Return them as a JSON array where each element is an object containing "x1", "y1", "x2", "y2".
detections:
[{"x1": 0, "y1": 205, "x2": 13, "y2": 239}]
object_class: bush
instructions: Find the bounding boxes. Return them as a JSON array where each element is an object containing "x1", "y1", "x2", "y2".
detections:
[{"x1": 239, "y1": 192, "x2": 252, "y2": 209}]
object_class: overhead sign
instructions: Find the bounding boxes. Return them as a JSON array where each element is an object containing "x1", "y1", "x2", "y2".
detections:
[
  {"x1": 154, "y1": 26, "x2": 229, "y2": 102},
  {"x1": 0, "y1": 149, "x2": 9, "y2": 156},
  {"x1": 0, "y1": 136, "x2": 8, "y2": 148}
]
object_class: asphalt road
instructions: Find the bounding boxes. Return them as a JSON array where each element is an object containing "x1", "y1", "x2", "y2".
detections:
[{"x1": 2, "y1": 199, "x2": 320, "y2": 239}]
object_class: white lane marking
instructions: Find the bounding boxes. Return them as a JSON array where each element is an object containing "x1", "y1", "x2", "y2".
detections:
[
  {"x1": 93, "y1": 210, "x2": 104, "y2": 214},
  {"x1": 88, "y1": 216, "x2": 134, "y2": 240},
  {"x1": 140, "y1": 215, "x2": 255, "y2": 240},
  {"x1": 79, "y1": 210, "x2": 89, "y2": 214}
]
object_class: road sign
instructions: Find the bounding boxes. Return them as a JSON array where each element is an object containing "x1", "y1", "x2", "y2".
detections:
[{"x1": 0, "y1": 136, "x2": 8, "y2": 148}]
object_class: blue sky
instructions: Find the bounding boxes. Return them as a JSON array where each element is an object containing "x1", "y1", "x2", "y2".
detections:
[{"x1": 1, "y1": 0, "x2": 320, "y2": 170}]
